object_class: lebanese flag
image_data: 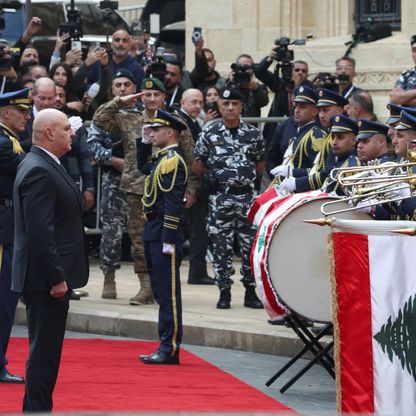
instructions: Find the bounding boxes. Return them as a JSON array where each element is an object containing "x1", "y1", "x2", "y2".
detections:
[{"x1": 329, "y1": 218, "x2": 416, "y2": 415}]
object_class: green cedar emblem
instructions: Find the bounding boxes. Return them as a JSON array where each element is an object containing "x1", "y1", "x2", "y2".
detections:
[{"x1": 374, "y1": 294, "x2": 416, "y2": 382}]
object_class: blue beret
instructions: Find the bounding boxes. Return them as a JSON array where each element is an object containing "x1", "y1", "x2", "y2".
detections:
[
  {"x1": 330, "y1": 114, "x2": 358, "y2": 135},
  {"x1": 113, "y1": 69, "x2": 136, "y2": 85},
  {"x1": 293, "y1": 85, "x2": 317, "y2": 105},
  {"x1": 141, "y1": 77, "x2": 166, "y2": 93},
  {"x1": 396, "y1": 110, "x2": 416, "y2": 131},
  {"x1": 317, "y1": 88, "x2": 348, "y2": 107},
  {"x1": 0, "y1": 88, "x2": 31, "y2": 110},
  {"x1": 356, "y1": 119, "x2": 389, "y2": 140},
  {"x1": 148, "y1": 109, "x2": 187, "y2": 132},
  {"x1": 219, "y1": 87, "x2": 243, "y2": 101}
]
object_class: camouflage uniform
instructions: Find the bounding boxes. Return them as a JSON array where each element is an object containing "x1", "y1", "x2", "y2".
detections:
[
  {"x1": 92, "y1": 99, "x2": 200, "y2": 303},
  {"x1": 395, "y1": 67, "x2": 416, "y2": 93},
  {"x1": 87, "y1": 122, "x2": 128, "y2": 278},
  {"x1": 194, "y1": 120, "x2": 264, "y2": 292}
]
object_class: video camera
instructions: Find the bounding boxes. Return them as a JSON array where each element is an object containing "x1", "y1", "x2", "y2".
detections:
[
  {"x1": 272, "y1": 36, "x2": 305, "y2": 86},
  {"x1": 146, "y1": 46, "x2": 167, "y2": 82},
  {"x1": 230, "y1": 63, "x2": 251, "y2": 85},
  {"x1": 59, "y1": 0, "x2": 83, "y2": 41}
]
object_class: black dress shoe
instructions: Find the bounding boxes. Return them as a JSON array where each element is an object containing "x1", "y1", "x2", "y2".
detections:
[
  {"x1": 0, "y1": 368, "x2": 24, "y2": 384},
  {"x1": 187, "y1": 276, "x2": 215, "y2": 285},
  {"x1": 267, "y1": 317, "x2": 288, "y2": 326},
  {"x1": 69, "y1": 290, "x2": 81, "y2": 300},
  {"x1": 139, "y1": 350, "x2": 179, "y2": 365}
]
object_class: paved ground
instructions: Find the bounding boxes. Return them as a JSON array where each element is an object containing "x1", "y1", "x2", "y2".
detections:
[
  {"x1": 11, "y1": 326, "x2": 336, "y2": 415},
  {"x1": 13, "y1": 256, "x2": 336, "y2": 414}
]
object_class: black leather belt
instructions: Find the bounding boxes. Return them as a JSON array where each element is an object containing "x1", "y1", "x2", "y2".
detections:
[
  {"x1": 0, "y1": 198, "x2": 12, "y2": 207},
  {"x1": 213, "y1": 184, "x2": 252, "y2": 195},
  {"x1": 144, "y1": 211, "x2": 159, "y2": 221}
]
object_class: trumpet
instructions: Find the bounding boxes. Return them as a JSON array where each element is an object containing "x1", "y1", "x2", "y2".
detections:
[{"x1": 320, "y1": 154, "x2": 416, "y2": 216}]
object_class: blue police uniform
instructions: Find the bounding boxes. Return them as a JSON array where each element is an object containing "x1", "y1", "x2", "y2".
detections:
[
  {"x1": 0, "y1": 89, "x2": 30, "y2": 383},
  {"x1": 293, "y1": 89, "x2": 348, "y2": 192},
  {"x1": 137, "y1": 110, "x2": 188, "y2": 364}
]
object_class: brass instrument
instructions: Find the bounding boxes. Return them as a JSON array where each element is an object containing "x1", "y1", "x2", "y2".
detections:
[{"x1": 320, "y1": 151, "x2": 416, "y2": 216}]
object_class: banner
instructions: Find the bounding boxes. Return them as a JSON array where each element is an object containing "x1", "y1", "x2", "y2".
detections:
[{"x1": 329, "y1": 219, "x2": 416, "y2": 415}]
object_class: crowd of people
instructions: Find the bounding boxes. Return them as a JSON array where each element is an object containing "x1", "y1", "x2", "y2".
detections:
[{"x1": 2, "y1": 16, "x2": 416, "y2": 411}]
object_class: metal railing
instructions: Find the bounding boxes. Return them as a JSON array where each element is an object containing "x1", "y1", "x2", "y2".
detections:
[
  {"x1": 84, "y1": 116, "x2": 286, "y2": 235},
  {"x1": 355, "y1": 0, "x2": 401, "y2": 30}
]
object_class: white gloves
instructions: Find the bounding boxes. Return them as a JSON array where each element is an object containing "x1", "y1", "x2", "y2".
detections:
[
  {"x1": 354, "y1": 200, "x2": 374, "y2": 214},
  {"x1": 391, "y1": 184, "x2": 411, "y2": 199},
  {"x1": 270, "y1": 164, "x2": 290, "y2": 178},
  {"x1": 279, "y1": 177, "x2": 296, "y2": 193},
  {"x1": 68, "y1": 116, "x2": 83, "y2": 133},
  {"x1": 162, "y1": 243, "x2": 175, "y2": 255},
  {"x1": 141, "y1": 125, "x2": 152, "y2": 144}
]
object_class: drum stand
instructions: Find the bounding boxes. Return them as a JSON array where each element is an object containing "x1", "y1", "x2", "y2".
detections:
[{"x1": 266, "y1": 314, "x2": 335, "y2": 393}]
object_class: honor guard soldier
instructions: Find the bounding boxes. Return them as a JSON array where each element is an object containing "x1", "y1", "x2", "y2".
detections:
[
  {"x1": 356, "y1": 119, "x2": 391, "y2": 164},
  {"x1": 137, "y1": 110, "x2": 188, "y2": 365},
  {"x1": 0, "y1": 88, "x2": 31, "y2": 383},
  {"x1": 193, "y1": 87, "x2": 264, "y2": 310},
  {"x1": 280, "y1": 88, "x2": 347, "y2": 193},
  {"x1": 322, "y1": 114, "x2": 361, "y2": 195},
  {"x1": 270, "y1": 85, "x2": 326, "y2": 182}
]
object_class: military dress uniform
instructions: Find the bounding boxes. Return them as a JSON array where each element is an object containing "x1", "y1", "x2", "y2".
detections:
[
  {"x1": 277, "y1": 86, "x2": 326, "y2": 178},
  {"x1": 194, "y1": 88, "x2": 264, "y2": 309},
  {"x1": 321, "y1": 115, "x2": 361, "y2": 195},
  {"x1": 292, "y1": 89, "x2": 348, "y2": 193},
  {"x1": 137, "y1": 110, "x2": 188, "y2": 365},
  {"x1": 0, "y1": 89, "x2": 30, "y2": 384}
]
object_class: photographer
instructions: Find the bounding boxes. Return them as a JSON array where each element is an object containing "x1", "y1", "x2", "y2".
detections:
[
  {"x1": 254, "y1": 42, "x2": 313, "y2": 146},
  {"x1": 335, "y1": 56, "x2": 361, "y2": 98},
  {"x1": 228, "y1": 54, "x2": 269, "y2": 118}
]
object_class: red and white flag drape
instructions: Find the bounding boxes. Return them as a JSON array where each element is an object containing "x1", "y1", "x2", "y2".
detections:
[{"x1": 329, "y1": 218, "x2": 416, "y2": 415}]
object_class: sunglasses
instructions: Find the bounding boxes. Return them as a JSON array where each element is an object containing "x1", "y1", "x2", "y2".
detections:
[{"x1": 113, "y1": 38, "x2": 129, "y2": 43}]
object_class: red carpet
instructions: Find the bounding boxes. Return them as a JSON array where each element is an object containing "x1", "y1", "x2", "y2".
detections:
[{"x1": 0, "y1": 337, "x2": 293, "y2": 413}]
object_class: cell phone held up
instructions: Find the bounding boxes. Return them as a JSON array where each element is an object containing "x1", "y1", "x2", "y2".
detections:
[
  {"x1": 206, "y1": 101, "x2": 219, "y2": 114},
  {"x1": 192, "y1": 27, "x2": 202, "y2": 45}
]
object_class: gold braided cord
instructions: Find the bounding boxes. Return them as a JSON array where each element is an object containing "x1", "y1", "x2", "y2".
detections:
[
  {"x1": 0, "y1": 123, "x2": 24, "y2": 154},
  {"x1": 316, "y1": 134, "x2": 332, "y2": 172},
  {"x1": 289, "y1": 129, "x2": 314, "y2": 168},
  {"x1": 142, "y1": 153, "x2": 188, "y2": 209}
]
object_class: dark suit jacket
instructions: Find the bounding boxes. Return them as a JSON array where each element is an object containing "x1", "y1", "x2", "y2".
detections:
[{"x1": 12, "y1": 146, "x2": 89, "y2": 293}]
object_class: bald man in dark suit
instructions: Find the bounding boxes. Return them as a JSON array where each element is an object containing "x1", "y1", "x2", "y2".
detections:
[{"x1": 12, "y1": 108, "x2": 89, "y2": 412}]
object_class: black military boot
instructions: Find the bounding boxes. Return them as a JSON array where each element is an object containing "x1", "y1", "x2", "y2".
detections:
[
  {"x1": 216, "y1": 288, "x2": 231, "y2": 309},
  {"x1": 244, "y1": 286, "x2": 264, "y2": 309}
]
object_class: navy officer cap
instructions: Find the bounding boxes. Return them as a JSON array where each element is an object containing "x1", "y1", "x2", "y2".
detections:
[
  {"x1": 395, "y1": 110, "x2": 416, "y2": 131},
  {"x1": 330, "y1": 114, "x2": 358, "y2": 135},
  {"x1": 317, "y1": 88, "x2": 348, "y2": 107},
  {"x1": 0, "y1": 88, "x2": 31, "y2": 110},
  {"x1": 293, "y1": 85, "x2": 318, "y2": 105},
  {"x1": 356, "y1": 119, "x2": 389, "y2": 140},
  {"x1": 219, "y1": 87, "x2": 243, "y2": 101},
  {"x1": 147, "y1": 109, "x2": 187, "y2": 132},
  {"x1": 113, "y1": 69, "x2": 136, "y2": 85},
  {"x1": 386, "y1": 103, "x2": 416, "y2": 125}
]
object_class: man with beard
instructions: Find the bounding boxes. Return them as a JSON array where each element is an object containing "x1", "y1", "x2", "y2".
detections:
[{"x1": 87, "y1": 30, "x2": 144, "y2": 91}]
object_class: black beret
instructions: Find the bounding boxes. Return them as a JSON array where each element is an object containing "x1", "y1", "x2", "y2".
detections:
[
  {"x1": 219, "y1": 87, "x2": 243, "y2": 101},
  {"x1": 113, "y1": 69, "x2": 136, "y2": 85}
]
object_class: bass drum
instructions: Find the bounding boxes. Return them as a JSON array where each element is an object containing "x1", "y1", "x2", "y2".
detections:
[{"x1": 265, "y1": 196, "x2": 372, "y2": 323}]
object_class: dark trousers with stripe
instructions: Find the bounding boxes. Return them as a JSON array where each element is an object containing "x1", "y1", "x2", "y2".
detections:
[
  {"x1": 144, "y1": 240, "x2": 182, "y2": 355},
  {"x1": 0, "y1": 244, "x2": 20, "y2": 371}
]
